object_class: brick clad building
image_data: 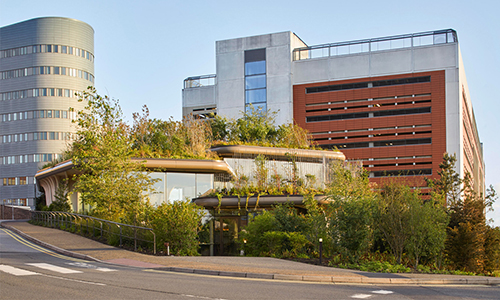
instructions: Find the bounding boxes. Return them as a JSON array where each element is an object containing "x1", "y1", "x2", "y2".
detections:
[{"x1": 182, "y1": 29, "x2": 485, "y2": 194}]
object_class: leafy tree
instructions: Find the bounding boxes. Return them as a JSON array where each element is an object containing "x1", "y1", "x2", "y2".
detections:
[
  {"x1": 273, "y1": 202, "x2": 307, "y2": 233},
  {"x1": 148, "y1": 200, "x2": 205, "y2": 256},
  {"x1": 240, "y1": 210, "x2": 279, "y2": 256},
  {"x1": 484, "y1": 226, "x2": 500, "y2": 274},
  {"x1": 327, "y1": 161, "x2": 375, "y2": 262},
  {"x1": 376, "y1": 180, "x2": 413, "y2": 265},
  {"x1": 405, "y1": 193, "x2": 448, "y2": 270},
  {"x1": 69, "y1": 87, "x2": 156, "y2": 221}
]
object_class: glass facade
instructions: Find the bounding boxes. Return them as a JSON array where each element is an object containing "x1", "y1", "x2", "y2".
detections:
[
  {"x1": 244, "y1": 49, "x2": 266, "y2": 113},
  {"x1": 148, "y1": 172, "x2": 214, "y2": 206}
]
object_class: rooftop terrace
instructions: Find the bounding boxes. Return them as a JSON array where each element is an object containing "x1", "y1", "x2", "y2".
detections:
[{"x1": 293, "y1": 29, "x2": 457, "y2": 61}]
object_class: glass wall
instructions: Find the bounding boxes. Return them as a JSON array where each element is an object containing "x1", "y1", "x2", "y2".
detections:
[{"x1": 148, "y1": 172, "x2": 214, "y2": 206}]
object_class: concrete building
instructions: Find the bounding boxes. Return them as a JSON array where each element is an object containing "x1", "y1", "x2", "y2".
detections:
[
  {"x1": 0, "y1": 17, "x2": 94, "y2": 208},
  {"x1": 183, "y1": 29, "x2": 485, "y2": 194}
]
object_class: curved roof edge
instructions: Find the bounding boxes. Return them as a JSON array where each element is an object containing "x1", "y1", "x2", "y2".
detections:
[
  {"x1": 1, "y1": 17, "x2": 94, "y2": 32},
  {"x1": 211, "y1": 145, "x2": 345, "y2": 161},
  {"x1": 35, "y1": 158, "x2": 231, "y2": 181}
]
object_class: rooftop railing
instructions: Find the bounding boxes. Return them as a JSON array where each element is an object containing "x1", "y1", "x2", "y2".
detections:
[
  {"x1": 293, "y1": 29, "x2": 457, "y2": 61},
  {"x1": 184, "y1": 74, "x2": 216, "y2": 89}
]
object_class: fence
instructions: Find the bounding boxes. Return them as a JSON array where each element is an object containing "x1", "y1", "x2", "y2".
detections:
[{"x1": 30, "y1": 211, "x2": 156, "y2": 254}]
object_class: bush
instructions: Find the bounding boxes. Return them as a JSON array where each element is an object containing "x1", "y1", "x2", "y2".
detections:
[{"x1": 148, "y1": 200, "x2": 205, "y2": 256}]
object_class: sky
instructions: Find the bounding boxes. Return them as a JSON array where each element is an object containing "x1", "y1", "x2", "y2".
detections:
[{"x1": 2, "y1": 0, "x2": 499, "y2": 225}]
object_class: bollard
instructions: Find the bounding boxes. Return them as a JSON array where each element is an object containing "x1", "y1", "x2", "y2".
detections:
[{"x1": 319, "y1": 238, "x2": 323, "y2": 265}]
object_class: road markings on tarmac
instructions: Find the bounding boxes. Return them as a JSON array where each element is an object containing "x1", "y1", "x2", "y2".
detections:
[
  {"x1": 0, "y1": 228, "x2": 85, "y2": 262},
  {"x1": 351, "y1": 290, "x2": 395, "y2": 298},
  {"x1": 67, "y1": 262, "x2": 116, "y2": 272},
  {"x1": 351, "y1": 295, "x2": 372, "y2": 299},
  {"x1": 0, "y1": 264, "x2": 39, "y2": 276},
  {"x1": 26, "y1": 263, "x2": 83, "y2": 274},
  {"x1": 0, "y1": 264, "x2": 106, "y2": 286}
]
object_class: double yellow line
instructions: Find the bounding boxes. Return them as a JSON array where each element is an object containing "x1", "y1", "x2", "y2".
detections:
[{"x1": 1, "y1": 228, "x2": 86, "y2": 262}]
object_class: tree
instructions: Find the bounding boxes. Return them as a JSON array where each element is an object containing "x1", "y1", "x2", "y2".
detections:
[
  {"x1": 148, "y1": 200, "x2": 205, "y2": 256},
  {"x1": 405, "y1": 194, "x2": 448, "y2": 270},
  {"x1": 48, "y1": 179, "x2": 72, "y2": 212},
  {"x1": 429, "y1": 154, "x2": 498, "y2": 273},
  {"x1": 376, "y1": 180, "x2": 412, "y2": 265},
  {"x1": 69, "y1": 87, "x2": 156, "y2": 221},
  {"x1": 327, "y1": 161, "x2": 375, "y2": 262},
  {"x1": 426, "y1": 153, "x2": 461, "y2": 205},
  {"x1": 445, "y1": 174, "x2": 492, "y2": 273}
]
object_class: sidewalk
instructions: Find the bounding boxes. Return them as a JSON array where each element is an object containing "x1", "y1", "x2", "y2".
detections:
[{"x1": 2, "y1": 220, "x2": 499, "y2": 285}]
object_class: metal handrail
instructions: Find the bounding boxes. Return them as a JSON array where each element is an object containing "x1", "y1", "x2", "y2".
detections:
[
  {"x1": 30, "y1": 211, "x2": 156, "y2": 254},
  {"x1": 293, "y1": 29, "x2": 458, "y2": 61},
  {"x1": 183, "y1": 74, "x2": 216, "y2": 88}
]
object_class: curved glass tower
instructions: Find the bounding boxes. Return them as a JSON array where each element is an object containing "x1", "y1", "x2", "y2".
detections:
[{"x1": 0, "y1": 17, "x2": 94, "y2": 208}]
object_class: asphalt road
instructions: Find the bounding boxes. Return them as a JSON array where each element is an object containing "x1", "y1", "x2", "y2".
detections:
[{"x1": 1, "y1": 228, "x2": 499, "y2": 300}]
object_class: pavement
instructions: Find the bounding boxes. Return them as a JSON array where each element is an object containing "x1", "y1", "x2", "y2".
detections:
[{"x1": 1, "y1": 220, "x2": 499, "y2": 285}]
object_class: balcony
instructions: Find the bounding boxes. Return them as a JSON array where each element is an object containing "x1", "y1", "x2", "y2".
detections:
[{"x1": 184, "y1": 74, "x2": 216, "y2": 89}]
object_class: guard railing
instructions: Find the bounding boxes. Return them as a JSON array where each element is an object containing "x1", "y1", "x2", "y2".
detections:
[{"x1": 30, "y1": 211, "x2": 156, "y2": 254}]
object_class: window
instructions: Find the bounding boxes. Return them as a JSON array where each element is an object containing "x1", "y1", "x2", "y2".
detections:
[
  {"x1": 19, "y1": 177, "x2": 27, "y2": 185},
  {"x1": 167, "y1": 173, "x2": 195, "y2": 202},
  {"x1": 244, "y1": 48, "x2": 266, "y2": 113}
]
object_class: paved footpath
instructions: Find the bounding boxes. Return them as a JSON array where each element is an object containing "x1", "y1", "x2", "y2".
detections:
[{"x1": 2, "y1": 220, "x2": 499, "y2": 285}]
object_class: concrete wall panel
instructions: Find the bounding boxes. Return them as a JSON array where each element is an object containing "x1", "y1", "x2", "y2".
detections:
[{"x1": 370, "y1": 50, "x2": 412, "y2": 76}]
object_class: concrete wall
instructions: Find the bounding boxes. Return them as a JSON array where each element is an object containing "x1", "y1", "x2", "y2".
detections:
[
  {"x1": 182, "y1": 85, "x2": 216, "y2": 117},
  {"x1": 215, "y1": 31, "x2": 306, "y2": 125},
  {"x1": 292, "y1": 43, "x2": 458, "y2": 84}
]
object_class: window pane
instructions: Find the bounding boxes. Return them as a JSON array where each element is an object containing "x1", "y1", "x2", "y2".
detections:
[
  {"x1": 167, "y1": 173, "x2": 195, "y2": 202},
  {"x1": 245, "y1": 74, "x2": 266, "y2": 89},
  {"x1": 246, "y1": 103, "x2": 267, "y2": 114},
  {"x1": 149, "y1": 173, "x2": 166, "y2": 207},
  {"x1": 196, "y1": 174, "x2": 213, "y2": 197},
  {"x1": 245, "y1": 89, "x2": 266, "y2": 104},
  {"x1": 245, "y1": 61, "x2": 266, "y2": 76}
]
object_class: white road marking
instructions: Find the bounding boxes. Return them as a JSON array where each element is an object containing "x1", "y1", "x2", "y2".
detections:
[
  {"x1": 0, "y1": 264, "x2": 38, "y2": 276},
  {"x1": 1, "y1": 264, "x2": 105, "y2": 286},
  {"x1": 26, "y1": 263, "x2": 82, "y2": 274},
  {"x1": 351, "y1": 294, "x2": 372, "y2": 299},
  {"x1": 67, "y1": 262, "x2": 116, "y2": 272},
  {"x1": 372, "y1": 290, "x2": 394, "y2": 294}
]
